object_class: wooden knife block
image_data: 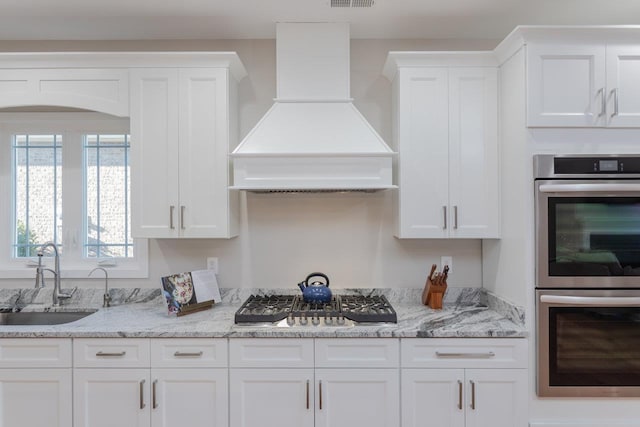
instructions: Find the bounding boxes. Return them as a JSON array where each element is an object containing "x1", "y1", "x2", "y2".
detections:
[{"x1": 421, "y1": 277, "x2": 447, "y2": 309}]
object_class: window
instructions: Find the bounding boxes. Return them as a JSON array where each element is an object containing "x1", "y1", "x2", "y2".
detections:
[{"x1": 0, "y1": 113, "x2": 147, "y2": 278}]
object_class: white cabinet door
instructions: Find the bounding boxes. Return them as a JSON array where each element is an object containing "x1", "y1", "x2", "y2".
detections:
[
  {"x1": 130, "y1": 67, "x2": 237, "y2": 239},
  {"x1": 395, "y1": 67, "x2": 449, "y2": 238},
  {"x1": 130, "y1": 68, "x2": 180, "y2": 238},
  {"x1": 152, "y1": 368, "x2": 228, "y2": 427},
  {"x1": 392, "y1": 64, "x2": 498, "y2": 239},
  {"x1": 230, "y1": 368, "x2": 314, "y2": 427},
  {"x1": 464, "y1": 369, "x2": 527, "y2": 427},
  {"x1": 606, "y1": 45, "x2": 640, "y2": 127},
  {"x1": 448, "y1": 67, "x2": 499, "y2": 238},
  {"x1": 74, "y1": 368, "x2": 151, "y2": 427},
  {"x1": 178, "y1": 68, "x2": 234, "y2": 238},
  {"x1": 401, "y1": 369, "x2": 464, "y2": 427},
  {"x1": 0, "y1": 368, "x2": 72, "y2": 427},
  {"x1": 314, "y1": 369, "x2": 400, "y2": 427},
  {"x1": 527, "y1": 43, "x2": 606, "y2": 127},
  {"x1": 401, "y1": 368, "x2": 526, "y2": 427}
]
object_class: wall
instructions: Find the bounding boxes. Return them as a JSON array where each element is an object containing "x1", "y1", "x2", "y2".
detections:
[{"x1": 0, "y1": 37, "x2": 499, "y2": 290}]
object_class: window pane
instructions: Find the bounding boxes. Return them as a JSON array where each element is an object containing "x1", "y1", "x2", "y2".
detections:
[
  {"x1": 12, "y1": 134, "x2": 62, "y2": 257},
  {"x1": 84, "y1": 134, "x2": 133, "y2": 258}
]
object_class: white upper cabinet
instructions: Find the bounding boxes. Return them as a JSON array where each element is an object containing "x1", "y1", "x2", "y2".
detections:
[
  {"x1": 606, "y1": 45, "x2": 640, "y2": 127},
  {"x1": 130, "y1": 55, "x2": 246, "y2": 239},
  {"x1": 526, "y1": 34, "x2": 640, "y2": 127},
  {"x1": 384, "y1": 53, "x2": 499, "y2": 239},
  {"x1": 527, "y1": 43, "x2": 606, "y2": 127}
]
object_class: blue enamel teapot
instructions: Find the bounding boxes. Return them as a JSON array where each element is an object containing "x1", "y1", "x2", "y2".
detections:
[{"x1": 298, "y1": 272, "x2": 332, "y2": 304}]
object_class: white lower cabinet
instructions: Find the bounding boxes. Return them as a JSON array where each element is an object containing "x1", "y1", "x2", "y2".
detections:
[
  {"x1": 229, "y1": 338, "x2": 400, "y2": 427},
  {"x1": 74, "y1": 368, "x2": 151, "y2": 427},
  {"x1": 315, "y1": 368, "x2": 399, "y2": 427},
  {"x1": 401, "y1": 368, "x2": 527, "y2": 427},
  {"x1": 73, "y1": 338, "x2": 228, "y2": 427},
  {"x1": 401, "y1": 338, "x2": 528, "y2": 427},
  {"x1": 230, "y1": 368, "x2": 315, "y2": 427},
  {"x1": 0, "y1": 338, "x2": 72, "y2": 427}
]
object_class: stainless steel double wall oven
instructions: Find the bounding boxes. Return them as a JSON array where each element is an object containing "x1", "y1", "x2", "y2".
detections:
[{"x1": 535, "y1": 154, "x2": 640, "y2": 397}]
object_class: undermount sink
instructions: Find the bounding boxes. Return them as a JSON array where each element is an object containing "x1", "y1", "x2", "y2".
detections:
[{"x1": 0, "y1": 310, "x2": 97, "y2": 326}]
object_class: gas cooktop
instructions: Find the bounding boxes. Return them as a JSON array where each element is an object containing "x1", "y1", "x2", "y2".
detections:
[{"x1": 234, "y1": 294, "x2": 397, "y2": 327}]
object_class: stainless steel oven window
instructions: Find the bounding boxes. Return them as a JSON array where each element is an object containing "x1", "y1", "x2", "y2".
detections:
[{"x1": 537, "y1": 289, "x2": 640, "y2": 397}]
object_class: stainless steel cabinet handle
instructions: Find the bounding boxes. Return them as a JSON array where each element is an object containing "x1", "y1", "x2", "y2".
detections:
[
  {"x1": 470, "y1": 380, "x2": 476, "y2": 410},
  {"x1": 180, "y1": 206, "x2": 185, "y2": 230},
  {"x1": 96, "y1": 351, "x2": 126, "y2": 357},
  {"x1": 306, "y1": 380, "x2": 310, "y2": 409},
  {"x1": 611, "y1": 88, "x2": 619, "y2": 117},
  {"x1": 436, "y1": 351, "x2": 495, "y2": 358},
  {"x1": 453, "y1": 205, "x2": 458, "y2": 229},
  {"x1": 169, "y1": 206, "x2": 175, "y2": 229},
  {"x1": 174, "y1": 351, "x2": 204, "y2": 357},
  {"x1": 598, "y1": 87, "x2": 606, "y2": 117},
  {"x1": 318, "y1": 380, "x2": 323, "y2": 410},
  {"x1": 443, "y1": 206, "x2": 447, "y2": 230},
  {"x1": 152, "y1": 380, "x2": 158, "y2": 409},
  {"x1": 457, "y1": 380, "x2": 463, "y2": 410},
  {"x1": 139, "y1": 379, "x2": 146, "y2": 409}
]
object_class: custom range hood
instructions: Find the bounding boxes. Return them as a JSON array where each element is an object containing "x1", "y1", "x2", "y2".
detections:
[{"x1": 231, "y1": 22, "x2": 395, "y2": 192}]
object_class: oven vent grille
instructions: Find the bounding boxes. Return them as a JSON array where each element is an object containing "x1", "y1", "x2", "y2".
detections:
[{"x1": 330, "y1": 0, "x2": 375, "y2": 7}]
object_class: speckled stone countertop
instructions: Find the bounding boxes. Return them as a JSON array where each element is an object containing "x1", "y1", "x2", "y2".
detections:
[{"x1": 0, "y1": 287, "x2": 527, "y2": 338}]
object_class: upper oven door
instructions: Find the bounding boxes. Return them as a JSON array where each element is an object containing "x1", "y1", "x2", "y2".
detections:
[{"x1": 536, "y1": 179, "x2": 640, "y2": 288}]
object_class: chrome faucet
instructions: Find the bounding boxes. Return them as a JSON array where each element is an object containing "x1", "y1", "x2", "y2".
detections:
[
  {"x1": 89, "y1": 267, "x2": 110, "y2": 307},
  {"x1": 38, "y1": 242, "x2": 74, "y2": 307}
]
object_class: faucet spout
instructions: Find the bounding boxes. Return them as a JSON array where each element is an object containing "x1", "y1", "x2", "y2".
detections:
[
  {"x1": 89, "y1": 267, "x2": 110, "y2": 307},
  {"x1": 38, "y1": 242, "x2": 71, "y2": 306}
]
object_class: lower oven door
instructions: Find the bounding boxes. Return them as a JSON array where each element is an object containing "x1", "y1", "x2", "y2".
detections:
[{"x1": 537, "y1": 289, "x2": 640, "y2": 397}]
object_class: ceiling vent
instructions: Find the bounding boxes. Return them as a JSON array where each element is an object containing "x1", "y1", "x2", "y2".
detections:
[{"x1": 330, "y1": 0, "x2": 375, "y2": 7}]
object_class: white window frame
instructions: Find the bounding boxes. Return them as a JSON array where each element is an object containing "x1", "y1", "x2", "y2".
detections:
[{"x1": 0, "y1": 112, "x2": 148, "y2": 279}]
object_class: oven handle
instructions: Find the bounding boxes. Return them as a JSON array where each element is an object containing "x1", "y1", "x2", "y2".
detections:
[
  {"x1": 540, "y1": 295, "x2": 640, "y2": 306},
  {"x1": 538, "y1": 183, "x2": 640, "y2": 193}
]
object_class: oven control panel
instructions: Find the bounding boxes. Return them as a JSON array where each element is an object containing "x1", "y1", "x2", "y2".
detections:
[{"x1": 535, "y1": 154, "x2": 640, "y2": 178}]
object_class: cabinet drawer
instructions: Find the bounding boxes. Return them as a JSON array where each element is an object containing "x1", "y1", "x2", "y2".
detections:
[
  {"x1": 315, "y1": 338, "x2": 399, "y2": 368},
  {"x1": 401, "y1": 338, "x2": 527, "y2": 368},
  {"x1": 150, "y1": 338, "x2": 227, "y2": 368},
  {"x1": 229, "y1": 338, "x2": 313, "y2": 368},
  {"x1": 0, "y1": 338, "x2": 72, "y2": 368},
  {"x1": 74, "y1": 338, "x2": 150, "y2": 368}
]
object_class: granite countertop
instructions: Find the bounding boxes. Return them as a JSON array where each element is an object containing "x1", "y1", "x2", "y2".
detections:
[{"x1": 0, "y1": 287, "x2": 527, "y2": 339}]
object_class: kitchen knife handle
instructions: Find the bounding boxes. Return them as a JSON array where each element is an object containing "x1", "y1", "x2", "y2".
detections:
[
  {"x1": 470, "y1": 380, "x2": 476, "y2": 410},
  {"x1": 169, "y1": 206, "x2": 175, "y2": 229},
  {"x1": 611, "y1": 88, "x2": 619, "y2": 118},
  {"x1": 306, "y1": 380, "x2": 310, "y2": 409},
  {"x1": 152, "y1": 379, "x2": 158, "y2": 409},
  {"x1": 598, "y1": 87, "x2": 606, "y2": 117},
  {"x1": 180, "y1": 206, "x2": 185, "y2": 230},
  {"x1": 457, "y1": 380, "x2": 463, "y2": 410},
  {"x1": 443, "y1": 206, "x2": 447, "y2": 229},
  {"x1": 453, "y1": 205, "x2": 458, "y2": 229},
  {"x1": 139, "y1": 379, "x2": 146, "y2": 410},
  {"x1": 318, "y1": 380, "x2": 323, "y2": 410}
]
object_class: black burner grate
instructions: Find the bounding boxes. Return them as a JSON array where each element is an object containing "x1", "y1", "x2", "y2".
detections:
[{"x1": 234, "y1": 294, "x2": 397, "y2": 324}]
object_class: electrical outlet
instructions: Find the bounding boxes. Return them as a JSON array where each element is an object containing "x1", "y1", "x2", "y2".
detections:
[
  {"x1": 206, "y1": 257, "x2": 219, "y2": 274},
  {"x1": 440, "y1": 256, "x2": 452, "y2": 273}
]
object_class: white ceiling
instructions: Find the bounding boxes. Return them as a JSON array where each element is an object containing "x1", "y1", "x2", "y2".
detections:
[{"x1": 1, "y1": 0, "x2": 639, "y2": 41}]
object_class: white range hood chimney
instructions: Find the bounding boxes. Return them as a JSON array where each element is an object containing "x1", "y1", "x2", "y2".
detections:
[{"x1": 231, "y1": 22, "x2": 395, "y2": 192}]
